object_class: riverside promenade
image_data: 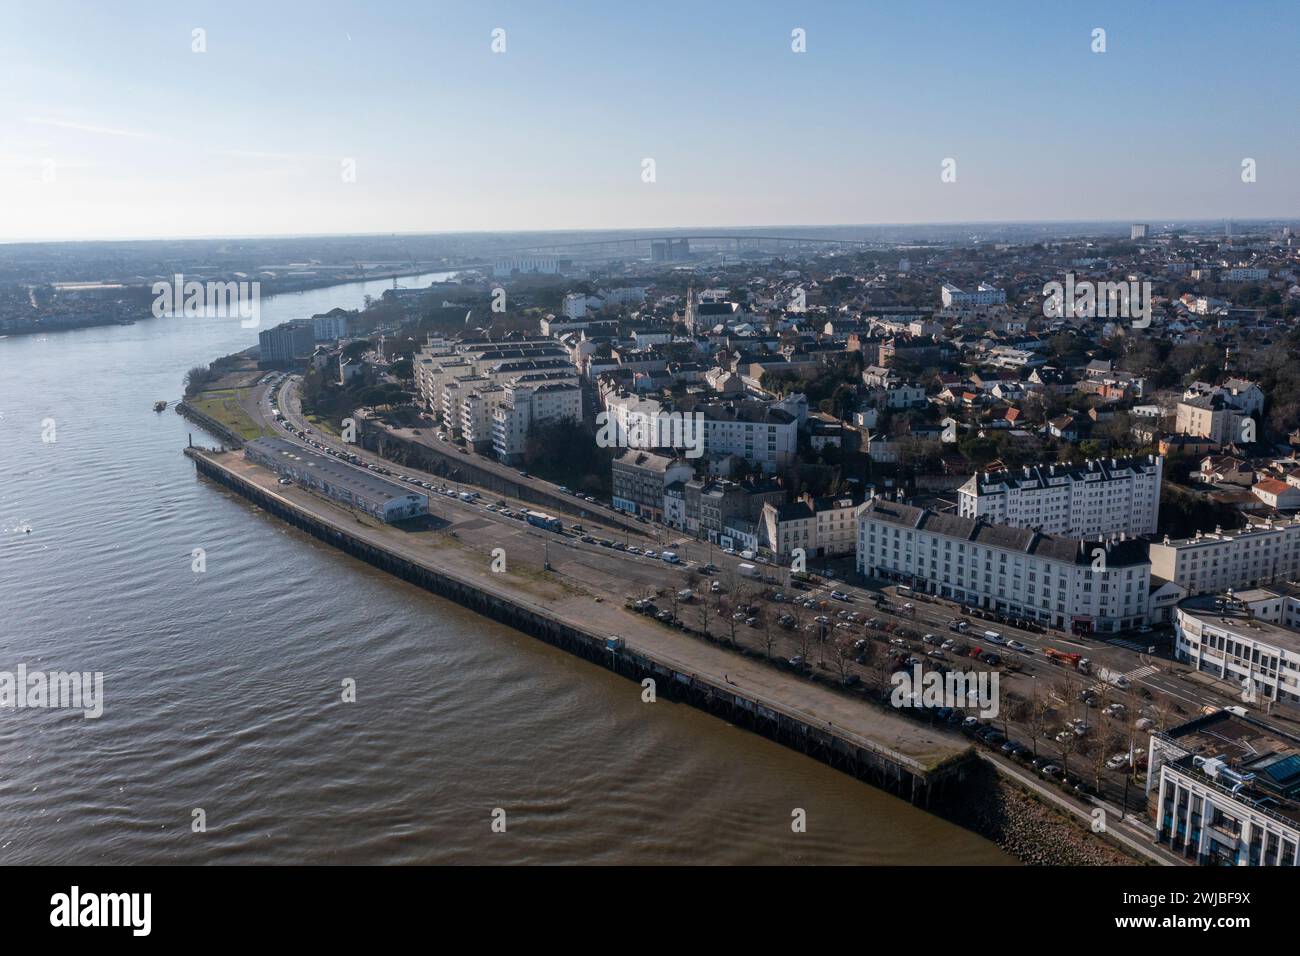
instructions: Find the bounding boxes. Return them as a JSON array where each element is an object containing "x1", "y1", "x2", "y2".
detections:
[{"x1": 186, "y1": 445, "x2": 976, "y2": 804}]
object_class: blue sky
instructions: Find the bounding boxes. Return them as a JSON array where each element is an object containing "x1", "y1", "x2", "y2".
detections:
[{"x1": 1, "y1": 0, "x2": 1296, "y2": 240}]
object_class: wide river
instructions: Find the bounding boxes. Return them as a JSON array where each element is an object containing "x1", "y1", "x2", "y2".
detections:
[{"x1": 0, "y1": 273, "x2": 1011, "y2": 864}]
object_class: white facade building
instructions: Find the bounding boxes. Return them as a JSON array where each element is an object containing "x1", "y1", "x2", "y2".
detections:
[
  {"x1": 1173, "y1": 595, "x2": 1300, "y2": 705},
  {"x1": 1148, "y1": 517, "x2": 1300, "y2": 596},
  {"x1": 857, "y1": 498, "x2": 1151, "y2": 633},
  {"x1": 491, "y1": 381, "x2": 583, "y2": 464},
  {"x1": 561, "y1": 293, "x2": 588, "y2": 319},
  {"x1": 1149, "y1": 709, "x2": 1300, "y2": 865},
  {"x1": 957, "y1": 455, "x2": 1163, "y2": 538},
  {"x1": 698, "y1": 402, "x2": 798, "y2": 472},
  {"x1": 941, "y1": 282, "x2": 1006, "y2": 308}
]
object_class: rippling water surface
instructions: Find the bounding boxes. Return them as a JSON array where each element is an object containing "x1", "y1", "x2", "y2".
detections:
[{"x1": 0, "y1": 276, "x2": 1011, "y2": 864}]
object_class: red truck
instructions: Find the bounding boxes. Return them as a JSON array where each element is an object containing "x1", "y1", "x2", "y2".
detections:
[{"x1": 1044, "y1": 647, "x2": 1090, "y2": 672}]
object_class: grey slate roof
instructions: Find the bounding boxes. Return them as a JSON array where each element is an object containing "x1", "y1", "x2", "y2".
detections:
[{"x1": 860, "y1": 498, "x2": 1148, "y2": 567}]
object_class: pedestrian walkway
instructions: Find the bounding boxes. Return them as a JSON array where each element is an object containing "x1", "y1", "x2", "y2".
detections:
[
  {"x1": 1122, "y1": 664, "x2": 1159, "y2": 681},
  {"x1": 1107, "y1": 637, "x2": 1153, "y2": 652}
]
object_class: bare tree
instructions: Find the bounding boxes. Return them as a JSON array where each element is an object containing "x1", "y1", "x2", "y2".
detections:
[
  {"x1": 1152, "y1": 692, "x2": 1175, "y2": 733},
  {"x1": 1092, "y1": 730, "x2": 1124, "y2": 794},
  {"x1": 1053, "y1": 672, "x2": 1080, "y2": 721},
  {"x1": 874, "y1": 652, "x2": 894, "y2": 703},
  {"x1": 1001, "y1": 692, "x2": 1028, "y2": 743},
  {"x1": 695, "y1": 595, "x2": 712, "y2": 638},
  {"x1": 722, "y1": 599, "x2": 741, "y2": 645},
  {"x1": 761, "y1": 608, "x2": 780, "y2": 660},
  {"x1": 1053, "y1": 724, "x2": 1079, "y2": 781},
  {"x1": 830, "y1": 635, "x2": 853, "y2": 683},
  {"x1": 1027, "y1": 686, "x2": 1052, "y2": 760},
  {"x1": 796, "y1": 622, "x2": 815, "y2": 662}
]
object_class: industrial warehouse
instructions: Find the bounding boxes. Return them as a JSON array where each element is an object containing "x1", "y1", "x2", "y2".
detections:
[{"x1": 244, "y1": 436, "x2": 428, "y2": 523}]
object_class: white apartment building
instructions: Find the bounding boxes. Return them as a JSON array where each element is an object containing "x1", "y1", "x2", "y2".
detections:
[
  {"x1": 1223, "y1": 268, "x2": 1269, "y2": 282},
  {"x1": 492, "y1": 381, "x2": 583, "y2": 464},
  {"x1": 311, "y1": 312, "x2": 349, "y2": 341},
  {"x1": 599, "y1": 286, "x2": 647, "y2": 307},
  {"x1": 1147, "y1": 517, "x2": 1300, "y2": 596},
  {"x1": 460, "y1": 385, "x2": 506, "y2": 451},
  {"x1": 940, "y1": 282, "x2": 1006, "y2": 308},
  {"x1": 413, "y1": 337, "x2": 568, "y2": 418},
  {"x1": 1173, "y1": 594, "x2": 1300, "y2": 705},
  {"x1": 561, "y1": 293, "x2": 588, "y2": 319},
  {"x1": 857, "y1": 499, "x2": 1151, "y2": 633},
  {"x1": 601, "y1": 391, "x2": 668, "y2": 448},
  {"x1": 698, "y1": 402, "x2": 798, "y2": 473},
  {"x1": 1149, "y1": 709, "x2": 1300, "y2": 865},
  {"x1": 957, "y1": 455, "x2": 1162, "y2": 538}
]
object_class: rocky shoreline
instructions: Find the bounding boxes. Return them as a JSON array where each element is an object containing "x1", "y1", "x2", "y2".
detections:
[{"x1": 942, "y1": 762, "x2": 1142, "y2": 866}]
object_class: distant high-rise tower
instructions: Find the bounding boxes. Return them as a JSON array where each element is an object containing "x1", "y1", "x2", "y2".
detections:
[{"x1": 1130, "y1": 223, "x2": 1149, "y2": 240}]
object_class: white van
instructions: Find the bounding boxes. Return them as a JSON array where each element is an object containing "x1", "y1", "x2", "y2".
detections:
[{"x1": 661, "y1": 551, "x2": 680, "y2": 564}]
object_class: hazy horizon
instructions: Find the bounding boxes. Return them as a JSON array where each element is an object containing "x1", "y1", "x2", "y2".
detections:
[
  {"x1": 4, "y1": 0, "x2": 1298, "y2": 242},
  {"x1": 1, "y1": 217, "x2": 1295, "y2": 249}
]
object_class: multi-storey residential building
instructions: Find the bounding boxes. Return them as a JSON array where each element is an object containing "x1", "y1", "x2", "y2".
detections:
[
  {"x1": 561, "y1": 293, "x2": 588, "y2": 319},
  {"x1": 1149, "y1": 709, "x2": 1300, "y2": 865},
  {"x1": 1175, "y1": 379, "x2": 1264, "y2": 445},
  {"x1": 940, "y1": 282, "x2": 1006, "y2": 308},
  {"x1": 677, "y1": 478, "x2": 786, "y2": 539},
  {"x1": 856, "y1": 498, "x2": 1151, "y2": 633},
  {"x1": 1175, "y1": 393, "x2": 1241, "y2": 445},
  {"x1": 1223, "y1": 267, "x2": 1269, "y2": 282},
  {"x1": 876, "y1": 335, "x2": 949, "y2": 369},
  {"x1": 697, "y1": 401, "x2": 797, "y2": 472},
  {"x1": 412, "y1": 336, "x2": 568, "y2": 418},
  {"x1": 460, "y1": 385, "x2": 506, "y2": 452},
  {"x1": 764, "y1": 500, "x2": 816, "y2": 558},
  {"x1": 491, "y1": 381, "x2": 583, "y2": 464},
  {"x1": 957, "y1": 455, "x2": 1163, "y2": 538},
  {"x1": 258, "y1": 320, "x2": 315, "y2": 365},
  {"x1": 1147, "y1": 517, "x2": 1300, "y2": 596},
  {"x1": 611, "y1": 450, "x2": 693, "y2": 521},
  {"x1": 311, "y1": 310, "x2": 349, "y2": 341},
  {"x1": 1173, "y1": 593, "x2": 1300, "y2": 705},
  {"x1": 762, "y1": 494, "x2": 859, "y2": 558}
]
